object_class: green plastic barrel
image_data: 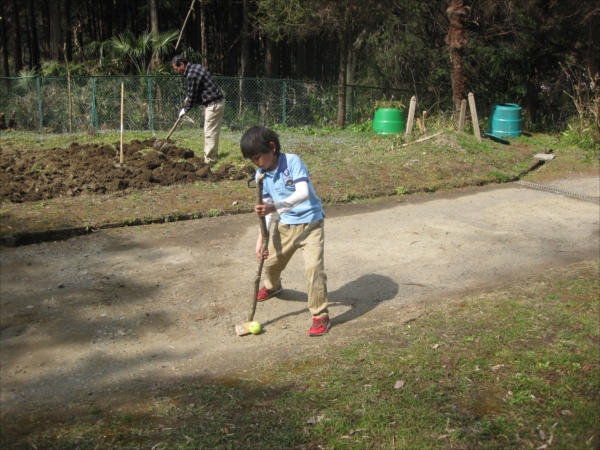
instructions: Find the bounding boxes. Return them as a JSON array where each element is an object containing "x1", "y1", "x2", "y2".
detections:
[
  {"x1": 373, "y1": 108, "x2": 406, "y2": 135},
  {"x1": 487, "y1": 103, "x2": 522, "y2": 138}
]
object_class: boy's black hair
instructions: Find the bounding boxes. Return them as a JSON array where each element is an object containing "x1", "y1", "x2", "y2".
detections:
[
  {"x1": 172, "y1": 55, "x2": 188, "y2": 67},
  {"x1": 240, "y1": 126, "x2": 281, "y2": 158}
]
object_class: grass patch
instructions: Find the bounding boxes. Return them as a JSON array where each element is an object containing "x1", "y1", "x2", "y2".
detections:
[
  {"x1": 0, "y1": 126, "x2": 598, "y2": 238},
  {"x1": 3, "y1": 261, "x2": 598, "y2": 449}
]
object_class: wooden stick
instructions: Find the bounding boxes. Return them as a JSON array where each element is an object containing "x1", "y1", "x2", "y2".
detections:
[
  {"x1": 120, "y1": 83, "x2": 124, "y2": 164},
  {"x1": 399, "y1": 131, "x2": 443, "y2": 148},
  {"x1": 468, "y1": 92, "x2": 481, "y2": 141},
  {"x1": 176, "y1": 0, "x2": 196, "y2": 50},
  {"x1": 422, "y1": 111, "x2": 427, "y2": 133},
  {"x1": 406, "y1": 96, "x2": 417, "y2": 138},
  {"x1": 416, "y1": 118, "x2": 423, "y2": 133},
  {"x1": 248, "y1": 173, "x2": 269, "y2": 322},
  {"x1": 458, "y1": 99, "x2": 466, "y2": 131}
]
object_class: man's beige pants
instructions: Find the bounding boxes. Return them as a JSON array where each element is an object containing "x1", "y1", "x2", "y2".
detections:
[
  {"x1": 264, "y1": 220, "x2": 329, "y2": 318},
  {"x1": 204, "y1": 99, "x2": 226, "y2": 163}
]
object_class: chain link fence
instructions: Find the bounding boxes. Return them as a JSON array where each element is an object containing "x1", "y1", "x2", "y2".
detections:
[{"x1": 0, "y1": 76, "x2": 411, "y2": 133}]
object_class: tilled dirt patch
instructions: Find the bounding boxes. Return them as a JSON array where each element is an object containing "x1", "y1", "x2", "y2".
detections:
[{"x1": 0, "y1": 139, "x2": 255, "y2": 203}]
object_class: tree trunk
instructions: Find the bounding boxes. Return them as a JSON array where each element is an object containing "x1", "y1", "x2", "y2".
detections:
[
  {"x1": 41, "y1": 0, "x2": 51, "y2": 58},
  {"x1": 200, "y1": 0, "x2": 207, "y2": 59},
  {"x1": 0, "y1": 2, "x2": 9, "y2": 76},
  {"x1": 65, "y1": 0, "x2": 73, "y2": 61},
  {"x1": 524, "y1": 62, "x2": 540, "y2": 124},
  {"x1": 264, "y1": 36, "x2": 275, "y2": 78},
  {"x1": 240, "y1": 0, "x2": 250, "y2": 77},
  {"x1": 445, "y1": 0, "x2": 470, "y2": 110},
  {"x1": 12, "y1": 0, "x2": 23, "y2": 73},
  {"x1": 337, "y1": 32, "x2": 348, "y2": 128},
  {"x1": 148, "y1": 0, "x2": 160, "y2": 71},
  {"x1": 149, "y1": 0, "x2": 159, "y2": 34},
  {"x1": 297, "y1": 39, "x2": 306, "y2": 79},
  {"x1": 49, "y1": 0, "x2": 63, "y2": 60},
  {"x1": 28, "y1": 0, "x2": 40, "y2": 69}
]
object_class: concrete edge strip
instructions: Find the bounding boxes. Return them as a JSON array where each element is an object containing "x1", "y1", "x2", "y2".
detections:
[{"x1": 516, "y1": 180, "x2": 600, "y2": 203}]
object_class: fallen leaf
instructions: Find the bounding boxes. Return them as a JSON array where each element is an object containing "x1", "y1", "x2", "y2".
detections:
[
  {"x1": 507, "y1": 391, "x2": 514, "y2": 396},
  {"x1": 539, "y1": 429, "x2": 546, "y2": 440},
  {"x1": 432, "y1": 343, "x2": 442, "y2": 350},
  {"x1": 306, "y1": 415, "x2": 324, "y2": 425},
  {"x1": 536, "y1": 445, "x2": 548, "y2": 450},
  {"x1": 347, "y1": 428, "x2": 365, "y2": 435},
  {"x1": 393, "y1": 380, "x2": 405, "y2": 390},
  {"x1": 437, "y1": 434, "x2": 449, "y2": 440},
  {"x1": 491, "y1": 364, "x2": 505, "y2": 371},
  {"x1": 560, "y1": 410, "x2": 574, "y2": 416}
]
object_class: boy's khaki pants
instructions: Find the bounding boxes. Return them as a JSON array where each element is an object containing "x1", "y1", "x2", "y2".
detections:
[
  {"x1": 264, "y1": 220, "x2": 329, "y2": 318},
  {"x1": 203, "y1": 99, "x2": 226, "y2": 163}
]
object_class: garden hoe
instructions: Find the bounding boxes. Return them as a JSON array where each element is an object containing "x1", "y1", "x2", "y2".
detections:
[
  {"x1": 236, "y1": 173, "x2": 269, "y2": 336},
  {"x1": 153, "y1": 114, "x2": 183, "y2": 153},
  {"x1": 113, "y1": 83, "x2": 126, "y2": 169}
]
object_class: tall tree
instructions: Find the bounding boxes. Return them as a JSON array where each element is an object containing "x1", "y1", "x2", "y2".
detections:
[
  {"x1": 28, "y1": 0, "x2": 40, "y2": 69},
  {"x1": 65, "y1": 0, "x2": 73, "y2": 61},
  {"x1": 200, "y1": 0, "x2": 207, "y2": 59},
  {"x1": 446, "y1": 0, "x2": 470, "y2": 110},
  {"x1": 11, "y1": 0, "x2": 23, "y2": 73},
  {"x1": 0, "y1": 1, "x2": 9, "y2": 76},
  {"x1": 149, "y1": 0, "x2": 159, "y2": 34},
  {"x1": 41, "y1": 0, "x2": 51, "y2": 58},
  {"x1": 254, "y1": 0, "x2": 384, "y2": 127},
  {"x1": 240, "y1": 0, "x2": 251, "y2": 77},
  {"x1": 148, "y1": 0, "x2": 160, "y2": 69},
  {"x1": 49, "y1": 0, "x2": 63, "y2": 60}
]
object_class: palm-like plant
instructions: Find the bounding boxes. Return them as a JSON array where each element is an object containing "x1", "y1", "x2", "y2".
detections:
[{"x1": 101, "y1": 29, "x2": 179, "y2": 75}]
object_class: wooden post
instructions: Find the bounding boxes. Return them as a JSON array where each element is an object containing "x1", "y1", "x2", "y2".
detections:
[
  {"x1": 422, "y1": 111, "x2": 427, "y2": 133},
  {"x1": 468, "y1": 92, "x2": 481, "y2": 141},
  {"x1": 120, "y1": 83, "x2": 124, "y2": 165},
  {"x1": 406, "y1": 95, "x2": 417, "y2": 138},
  {"x1": 416, "y1": 118, "x2": 423, "y2": 133},
  {"x1": 62, "y1": 45, "x2": 73, "y2": 133},
  {"x1": 458, "y1": 99, "x2": 466, "y2": 131}
]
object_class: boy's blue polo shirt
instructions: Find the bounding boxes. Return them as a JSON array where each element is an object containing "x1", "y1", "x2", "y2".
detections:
[{"x1": 256, "y1": 153, "x2": 324, "y2": 225}]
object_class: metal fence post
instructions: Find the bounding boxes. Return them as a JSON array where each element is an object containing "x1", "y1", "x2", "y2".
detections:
[
  {"x1": 91, "y1": 77, "x2": 98, "y2": 130},
  {"x1": 147, "y1": 77, "x2": 154, "y2": 131},
  {"x1": 350, "y1": 86, "x2": 355, "y2": 124},
  {"x1": 282, "y1": 80, "x2": 287, "y2": 126},
  {"x1": 36, "y1": 77, "x2": 43, "y2": 131}
]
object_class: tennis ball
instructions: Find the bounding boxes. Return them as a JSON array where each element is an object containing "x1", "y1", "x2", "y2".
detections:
[{"x1": 249, "y1": 321, "x2": 261, "y2": 335}]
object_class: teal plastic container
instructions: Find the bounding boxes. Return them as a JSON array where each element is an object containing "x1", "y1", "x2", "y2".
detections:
[
  {"x1": 487, "y1": 103, "x2": 523, "y2": 138},
  {"x1": 373, "y1": 108, "x2": 406, "y2": 135}
]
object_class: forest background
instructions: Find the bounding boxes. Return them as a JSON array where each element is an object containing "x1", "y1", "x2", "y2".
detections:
[{"x1": 0, "y1": 0, "x2": 598, "y2": 133}]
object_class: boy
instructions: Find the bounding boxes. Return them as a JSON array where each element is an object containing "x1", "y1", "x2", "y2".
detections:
[{"x1": 240, "y1": 126, "x2": 330, "y2": 336}]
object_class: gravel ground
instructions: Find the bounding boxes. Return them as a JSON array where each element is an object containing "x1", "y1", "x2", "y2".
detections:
[{"x1": 1, "y1": 175, "x2": 598, "y2": 421}]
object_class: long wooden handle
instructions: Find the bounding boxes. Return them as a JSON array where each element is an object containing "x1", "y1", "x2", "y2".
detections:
[
  {"x1": 248, "y1": 173, "x2": 269, "y2": 322},
  {"x1": 119, "y1": 83, "x2": 124, "y2": 164},
  {"x1": 157, "y1": 114, "x2": 183, "y2": 152},
  {"x1": 165, "y1": 114, "x2": 183, "y2": 142}
]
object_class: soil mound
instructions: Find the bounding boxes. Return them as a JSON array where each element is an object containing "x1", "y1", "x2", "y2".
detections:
[{"x1": 0, "y1": 139, "x2": 255, "y2": 203}]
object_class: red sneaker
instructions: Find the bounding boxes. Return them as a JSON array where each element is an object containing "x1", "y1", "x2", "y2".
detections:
[
  {"x1": 308, "y1": 317, "x2": 330, "y2": 336},
  {"x1": 256, "y1": 285, "x2": 282, "y2": 302}
]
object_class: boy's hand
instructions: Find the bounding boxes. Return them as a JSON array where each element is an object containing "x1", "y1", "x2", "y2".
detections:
[
  {"x1": 255, "y1": 203, "x2": 275, "y2": 217},
  {"x1": 255, "y1": 233, "x2": 269, "y2": 259}
]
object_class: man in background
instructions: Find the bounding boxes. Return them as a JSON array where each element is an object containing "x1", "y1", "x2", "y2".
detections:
[{"x1": 172, "y1": 56, "x2": 226, "y2": 165}]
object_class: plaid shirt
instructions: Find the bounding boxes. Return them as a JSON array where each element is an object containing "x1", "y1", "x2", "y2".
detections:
[{"x1": 183, "y1": 63, "x2": 224, "y2": 112}]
